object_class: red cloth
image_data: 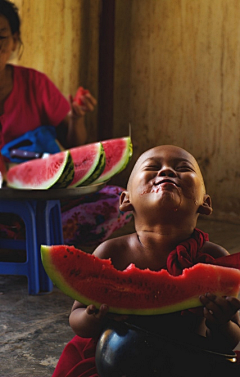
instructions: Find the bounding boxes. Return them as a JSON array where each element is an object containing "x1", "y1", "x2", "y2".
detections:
[
  {"x1": 167, "y1": 228, "x2": 209, "y2": 275},
  {"x1": 52, "y1": 337, "x2": 99, "y2": 377},
  {"x1": 167, "y1": 228, "x2": 240, "y2": 276},
  {"x1": 0, "y1": 65, "x2": 70, "y2": 149},
  {"x1": 53, "y1": 228, "x2": 240, "y2": 376}
]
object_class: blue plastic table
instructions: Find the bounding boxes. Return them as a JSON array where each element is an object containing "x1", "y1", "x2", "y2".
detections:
[{"x1": 0, "y1": 183, "x2": 105, "y2": 294}]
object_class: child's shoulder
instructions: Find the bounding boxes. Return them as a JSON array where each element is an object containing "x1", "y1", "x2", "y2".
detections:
[
  {"x1": 200, "y1": 240, "x2": 229, "y2": 258},
  {"x1": 93, "y1": 233, "x2": 138, "y2": 270}
]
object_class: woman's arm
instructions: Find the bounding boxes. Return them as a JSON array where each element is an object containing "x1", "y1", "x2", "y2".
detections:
[{"x1": 56, "y1": 92, "x2": 97, "y2": 148}]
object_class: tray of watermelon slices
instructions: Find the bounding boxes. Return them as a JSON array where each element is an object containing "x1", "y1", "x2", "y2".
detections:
[
  {"x1": 1, "y1": 137, "x2": 133, "y2": 199},
  {"x1": 0, "y1": 182, "x2": 107, "y2": 200}
]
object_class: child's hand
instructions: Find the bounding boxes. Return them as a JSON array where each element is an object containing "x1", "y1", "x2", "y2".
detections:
[
  {"x1": 199, "y1": 293, "x2": 240, "y2": 329},
  {"x1": 85, "y1": 303, "x2": 109, "y2": 322},
  {"x1": 86, "y1": 304, "x2": 128, "y2": 323}
]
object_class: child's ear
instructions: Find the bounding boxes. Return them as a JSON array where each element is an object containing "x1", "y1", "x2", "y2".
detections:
[
  {"x1": 198, "y1": 194, "x2": 213, "y2": 216},
  {"x1": 119, "y1": 190, "x2": 134, "y2": 212}
]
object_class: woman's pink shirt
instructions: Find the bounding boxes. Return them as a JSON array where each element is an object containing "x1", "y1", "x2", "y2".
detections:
[{"x1": 0, "y1": 65, "x2": 70, "y2": 149}]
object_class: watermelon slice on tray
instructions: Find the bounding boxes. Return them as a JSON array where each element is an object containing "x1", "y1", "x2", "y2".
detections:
[
  {"x1": 68, "y1": 142, "x2": 106, "y2": 187},
  {"x1": 5, "y1": 137, "x2": 132, "y2": 190},
  {"x1": 6, "y1": 150, "x2": 74, "y2": 189},
  {"x1": 41, "y1": 245, "x2": 240, "y2": 315},
  {"x1": 93, "y1": 136, "x2": 133, "y2": 184}
]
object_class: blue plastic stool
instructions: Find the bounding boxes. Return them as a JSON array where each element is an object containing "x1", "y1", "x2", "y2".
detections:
[{"x1": 0, "y1": 198, "x2": 63, "y2": 294}]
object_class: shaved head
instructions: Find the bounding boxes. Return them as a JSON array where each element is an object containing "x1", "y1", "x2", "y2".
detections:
[{"x1": 128, "y1": 145, "x2": 206, "y2": 193}]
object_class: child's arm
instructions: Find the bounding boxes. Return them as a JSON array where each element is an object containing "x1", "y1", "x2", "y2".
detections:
[
  {"x1": 69, "y1": 301, "x2": 109, "y2": 339},
  {"x1": 69, "y1": 300, "x2": 128, "y2": 339},
  {"x1": 69, "y1": 238, "x2": 130, "y2": 339},
  {"x1": 199, "y1": 242, "x2": 240, "y2": 348},
  {"x1": 200, "y1": 293, "x2": 240, "y2": 349}
]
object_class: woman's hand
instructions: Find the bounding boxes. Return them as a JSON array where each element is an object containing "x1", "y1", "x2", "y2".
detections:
[
  {"x1": 61, "y1": 91, "x2": 97, "y2": 148},
  {"x1": 69, "y1": 91, "x2": 97, "y2": 119}
]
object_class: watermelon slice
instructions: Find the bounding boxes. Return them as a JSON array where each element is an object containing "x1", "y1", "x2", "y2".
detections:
[
  {"x1": 73, "y1": 86, "x2": 90, "y2": 106},
  {"x1": 6, "y1": 150, "x2": 74, "y2": 189},
  {"x1": 93, "y1": 137, "x2": 133, "y2": 184},
  {"x1": 41, "y1": 245, "x2": 240, "y2": 315},
  {"x1": 68, "y1": 142, "x2": 106, "y2": 187}
]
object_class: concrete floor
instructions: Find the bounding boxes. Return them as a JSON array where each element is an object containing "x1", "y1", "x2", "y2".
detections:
[{"x1": 1, "y1": 216, "x2": 240, "y2": 376}]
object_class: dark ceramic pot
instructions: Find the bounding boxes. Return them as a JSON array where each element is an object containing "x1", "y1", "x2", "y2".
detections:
[{"x1": 95, "y1": 321, "x2": 238, "y2": 377}]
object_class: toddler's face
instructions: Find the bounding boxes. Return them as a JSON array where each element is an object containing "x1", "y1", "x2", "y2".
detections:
[{"x1": 128, "y1": 145, "x2": 206, "y2": 217}]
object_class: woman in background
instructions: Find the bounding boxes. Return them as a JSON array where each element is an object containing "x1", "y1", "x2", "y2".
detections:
[{"x1": 0, "y1": 0, "x2": 132, "y2": 250}]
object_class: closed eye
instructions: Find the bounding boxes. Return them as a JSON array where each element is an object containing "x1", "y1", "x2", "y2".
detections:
[
  {"x1": 176, "y1": 165, "x2": 195, "y2": 172},
  {"x1": 143, "y1": 165, "x2": 160, "y2": 171}
]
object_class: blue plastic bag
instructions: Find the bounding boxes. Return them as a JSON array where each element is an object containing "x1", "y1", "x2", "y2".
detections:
[{"x1": 1, "y1": 125, "x2": 61, "y2": 163}]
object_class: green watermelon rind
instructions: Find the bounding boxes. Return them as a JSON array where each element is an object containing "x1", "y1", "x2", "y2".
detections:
[
  {"x1": 52, "y1": 151, "x2": 75, "y2": 188},
  {"x1": 44, "y1": 247, "x2": 202, "y2": 315},
  {"x1": 68, "y1": 143, "x2": 106, "y2": 187},
  {"x1": 77, "y1": 144, "x2": 106, "y2": 186},
  {"x1": 115, "y1": 137, "x2": 133, "y2": 174},
  {"x1": 7, "y1": 151, "x2": 73, "y2": 189},
  {"x1": 41, "y1": 245, "x2": 240, "y2": 315},
  {"x1": 93, "y1": 137, "x2": 133, "y2": 184},
  {"x1": 42, "y1": 247, "x2": 201, "y2": 314}
]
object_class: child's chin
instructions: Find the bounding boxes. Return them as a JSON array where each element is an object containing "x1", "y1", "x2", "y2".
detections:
[{"x1": 157, "y1": 192, "x2": 182, "y2": 209}]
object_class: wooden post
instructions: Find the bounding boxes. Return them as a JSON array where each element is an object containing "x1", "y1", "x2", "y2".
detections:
[{"x1": 97, "y1": 0, "x2": 115, "y2": 140}]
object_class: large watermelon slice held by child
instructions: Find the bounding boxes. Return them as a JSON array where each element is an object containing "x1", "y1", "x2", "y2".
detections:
[{"x1": 41, "y1": 245, "x2": 240, "y2": 315}]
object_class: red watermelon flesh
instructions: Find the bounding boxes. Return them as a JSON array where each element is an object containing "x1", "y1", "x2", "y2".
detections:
[
  {"x1": 68, "y1": 142, "x2": 105, "y2": 187},
  {"x1": 73, "y1": 86, "x2": 90, "y2": 106},
  {"x1": 6, "y1": 150, "x2": 74, "y2": 189},
  {"x1": 41, "y1": 245, "x2": 240, "y2": 315},
  {"x1": 93, "y1": 137, "x2": 133, "y2": 184}
]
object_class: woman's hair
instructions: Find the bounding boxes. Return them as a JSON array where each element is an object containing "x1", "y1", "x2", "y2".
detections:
[
  {"x1": 0, "y1": 0, "x2": 21, "y2": 35},
  {"x1": 0, "y1": 0, "x2": 23, "y2": 57}
]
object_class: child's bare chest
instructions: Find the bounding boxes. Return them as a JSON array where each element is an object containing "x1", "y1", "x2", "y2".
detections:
[{"x1": 123, "y1": 246, "x2": 168, "y2": 272}]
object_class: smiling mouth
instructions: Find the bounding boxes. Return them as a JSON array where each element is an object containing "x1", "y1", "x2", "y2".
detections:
[{"x1": 155, "y1": 179, "x2": 179, "y2": 187}]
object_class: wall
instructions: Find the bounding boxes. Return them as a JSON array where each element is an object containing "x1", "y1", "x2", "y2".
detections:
[
  {"x1": 13, "y1": 0, "x2": 100, "y2": 141},
  {"x1": 114, "y1": 0, "x2": 240, "y2": 221},
  {"x1": 11, "y1": 0, "x2": 240, "y2": 221}
]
